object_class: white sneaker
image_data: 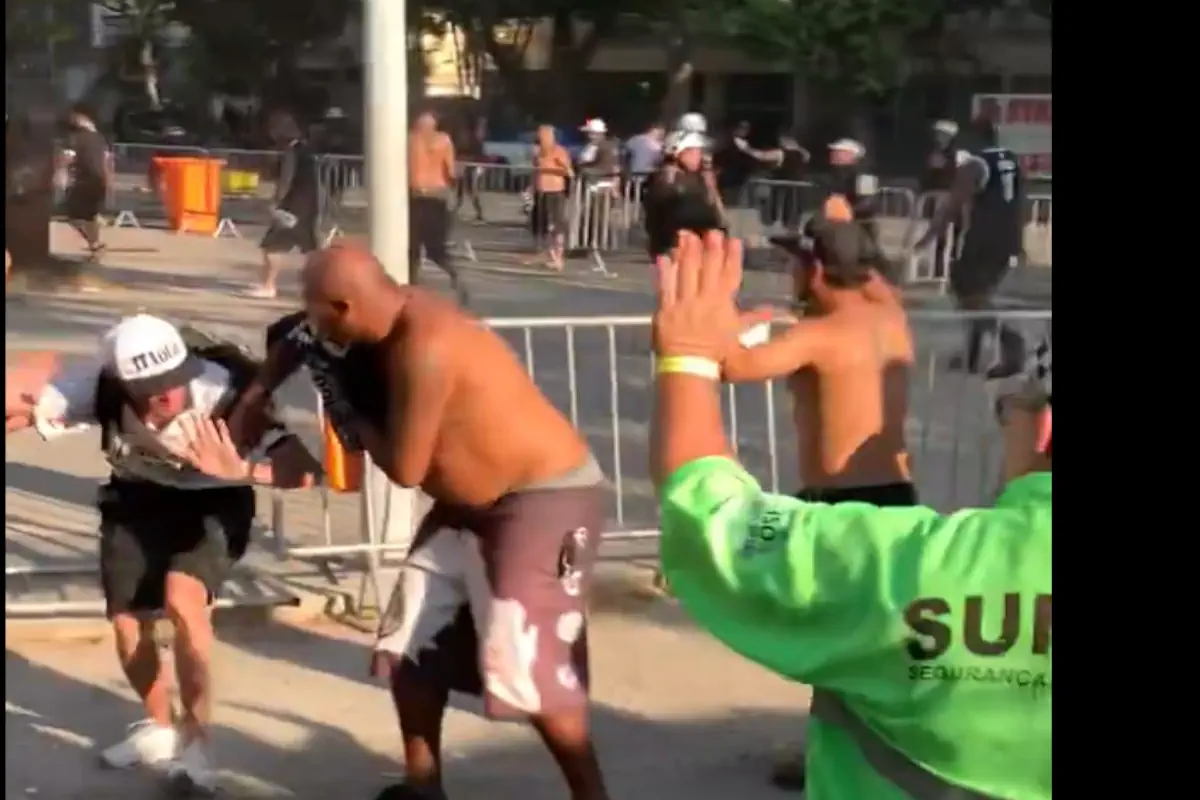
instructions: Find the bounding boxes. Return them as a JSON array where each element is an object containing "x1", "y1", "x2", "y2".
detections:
[
  {"x1": 242, "y1": 285, "x2": 277, "y2": 300},
  {"x1": 167, "y1": 739, "x2": 218, "y2": 795},
  {"x1": 99, "y1": 719, "x2": 180, "y2": 769}
]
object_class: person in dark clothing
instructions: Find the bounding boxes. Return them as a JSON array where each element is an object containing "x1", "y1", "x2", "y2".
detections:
[
  {"x1": 251, "y1": 111, "x2": 320, "y2": 299},
  {"x1": 920, "y1": 119, "x2": 962, "y2": 279},
  {"x1": 453, "y1": 116, "x2": 487, "y2": 222},
  {"x1": 576, "y1": 118, "x2": 621, "y2": 253},
  {"x1": 772, "y1": 133, "x2": 811, "y2": 231},
  {"x1": 644, "y1": 130, "x2": 724, "y2": 259},
  {"x1": 913, "y1": 115, "x2": 1026, "y2": 373},
  {"x1": 59, "y1": 104, "x2": 112, "y2": 260},
  {"x1": 712, "y1": 120, "x2": 775, "y2": 207}
]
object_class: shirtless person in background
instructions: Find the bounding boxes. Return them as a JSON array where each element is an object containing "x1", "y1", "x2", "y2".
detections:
[
  {"x1": 410, "y1": 111, "x2": 467, "y2": 305},
  {"x1": 224, "y1": 245, "x2": 611, "y2": 800},
  {"x1": 527, "y1": 125, "x2": 573, "y2": 270},
  {"x1": 721, "y1": 201, "x2": 918, "y2": 792}
]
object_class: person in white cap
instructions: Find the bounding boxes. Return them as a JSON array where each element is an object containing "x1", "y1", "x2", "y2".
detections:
[
  {"x1": 5, "y1": 314, "x2": 322, "y2": 795},
  {"x1": 576, "y1": 118, "x2": 621, "y2": 251}
]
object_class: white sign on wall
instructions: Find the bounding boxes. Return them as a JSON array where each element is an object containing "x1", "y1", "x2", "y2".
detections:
[{"x1": 970, "y1": 93, "x2": 1052, "y2": 178}]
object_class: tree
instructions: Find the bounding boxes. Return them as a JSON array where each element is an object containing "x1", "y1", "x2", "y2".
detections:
[
  {"x1": 170, "y1": 0, "x2": 356, "y2": 102},
  {"x1": 5, "y1": 0, "x2": 80, "y2": 68},
  {"x1": 98, "y1": 0, "x2": 178, "y2": 109},
  {"x1": 725, "y1": 0, "x2": 941, "y2": 99},
  {"x1": 442, "y1": 0, "x2": 647, "y2": 123}
]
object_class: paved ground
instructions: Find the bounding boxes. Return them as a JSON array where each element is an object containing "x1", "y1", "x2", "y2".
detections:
[
  {"x1": 7, "y1": 602, "x2": 811, "y2": 799},
  {"x1": 5, "y1": 224, "x2": 1049, "y2": 797}
]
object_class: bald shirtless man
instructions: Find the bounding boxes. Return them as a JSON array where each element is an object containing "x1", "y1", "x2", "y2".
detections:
[
  {"x1": 410, "y1": 111, "x2": 467, "y2": 305},
  {"x1": 224, "y1": 245, "x2": 610, "y2": 800},
  {"x1": 725, "y1": 207, "x2": 918, "y2": 791}
]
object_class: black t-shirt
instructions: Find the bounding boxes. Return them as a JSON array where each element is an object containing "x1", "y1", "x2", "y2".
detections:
[
  {"x1": 777, "y1": 149, "x2": 808, "y2": 181},
  {"x1": 966, "y1": 147, "x2": 1023, "y2": 256},
  {"x1": 267, "y1": 312, "x2": 386, "y2": 450},
  {"x1": 713, "y1": 139, "x2": 756, "y2": 190},
  {"x1": 278, "y1": 139, "x2": 319, "y2": 215},
  {"x1": 645, "y1": 167, "x2": 721, "y2": 255},
  {"x1": 66, "y1": 128, "x2": 109, "y2": 187}
]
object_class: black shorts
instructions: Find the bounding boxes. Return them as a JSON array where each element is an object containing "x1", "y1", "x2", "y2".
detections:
[
  {"x1": 951, "y1": 231, "x2": 1018, "y2": 298},
  {"x1": 795, "y1": 482, "x2": 918, "y2": 507},
  {"x1": 260, "y1": 213, "x2": 319, "y2": 254},
  {"x1": 530, "y1": 191, "x2": 566, "y2": 237},
  {"x1": 98, "y1": 480, "x2": 255, "y2": 617},
  {"x1": 65, "y1": 184, "x2": 106, "y2": 222}
]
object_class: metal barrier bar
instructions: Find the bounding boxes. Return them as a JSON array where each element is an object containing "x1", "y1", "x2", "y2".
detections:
[
  {"x1": 104, "y1": 143, "x2": 1052, "y2": 270},
  {"x1": 5, "y1": 309, "x2": 1051, "y2": 613}
]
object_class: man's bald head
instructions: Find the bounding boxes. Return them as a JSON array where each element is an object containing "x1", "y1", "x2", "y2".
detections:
[{"x1": 302, "y1": 245, "x2": 402, "y2": 345}]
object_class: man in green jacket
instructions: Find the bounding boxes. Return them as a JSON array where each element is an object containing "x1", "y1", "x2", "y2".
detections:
[{"x1": 650, "y1": 229, "x2": 1051, "y2": 800}]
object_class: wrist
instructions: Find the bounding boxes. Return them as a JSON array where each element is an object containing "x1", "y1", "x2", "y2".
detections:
[{"x1": 656, "y1": 355, "x2": 721, "y2": 380}]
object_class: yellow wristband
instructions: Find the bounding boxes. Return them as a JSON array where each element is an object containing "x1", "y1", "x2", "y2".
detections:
[{"x1": 656, "y1": 355, "x2": 720, "y2": 380}]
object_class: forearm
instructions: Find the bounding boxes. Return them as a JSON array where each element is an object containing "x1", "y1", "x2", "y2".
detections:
[
  {"x1": 915, "y1": 203, "x2": 958, "y2": 248},
  {"x1": 241, "y1": 344, "x2": 303, "y2": 406},
  {"x1": 353, "y1": 420, "x2": 398, "y2": 483},
  {"x1": 652, "y1": 373, "x2": 730, "y2": 487}
]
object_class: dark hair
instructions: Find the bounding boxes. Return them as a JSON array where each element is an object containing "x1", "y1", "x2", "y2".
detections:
[
  {"x1": 70, "y1": 102, "x2": 96, "y2": 121},
  {"x1": 968, "y1": 114, "x2": 999, "y2": 147}
]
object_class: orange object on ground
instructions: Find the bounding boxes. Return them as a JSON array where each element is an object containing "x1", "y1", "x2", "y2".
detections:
[
  {"x1": 323, "y1": 419, "x2": 363, "y2": 492},
  {"x1": 152, "y1": 156, "x2": 225, "y2": 235}
]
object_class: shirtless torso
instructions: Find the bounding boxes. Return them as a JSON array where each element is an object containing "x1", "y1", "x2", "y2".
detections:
[
  {"x1": 788, "y1": 302, "x2": 913, "y2": 488},
  {"x1": 409, "y1": 130, "x2": 455, "y2": 195},
  {"x1": 387, "y1": 289, "x2": 590, "y2": 505},
  {"x1": 725, "y1": 283, "x2": 914, "y2": 490},
  {"x1": 533, "y1": 144, "x2": 572, "y2": 194}
]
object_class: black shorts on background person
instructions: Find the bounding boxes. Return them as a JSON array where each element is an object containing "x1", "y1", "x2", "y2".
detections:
[{"x1": 530, "y1": 191, "x2": 566, "y2": 238}]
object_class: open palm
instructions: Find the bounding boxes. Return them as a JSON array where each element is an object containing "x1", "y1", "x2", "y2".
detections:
[
  {"x1": 171, "y1": 417, "x2": 249, "y2": 480},
  {"x1": 652, "y1": 230, "x2": 744, "y2": 360}
]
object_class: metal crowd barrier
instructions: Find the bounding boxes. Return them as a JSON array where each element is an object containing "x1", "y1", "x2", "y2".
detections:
[
  {"x1": 265, "y1": 309, "x2": 1053, "y2": 567},
  {"x1": 103, "y1": 145, "x2": 1052, "y2": 281},
  {"x1": 5, "y1": 310, "x2": 1051, "y2": 616}
]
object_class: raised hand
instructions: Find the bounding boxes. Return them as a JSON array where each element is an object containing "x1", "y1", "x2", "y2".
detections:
[
  {"x1": 170, "y1": 416, "x2": 250, "y2": 481},
  {"x1": 652, "y1": 230, "x2": 744, "y2": 360}
]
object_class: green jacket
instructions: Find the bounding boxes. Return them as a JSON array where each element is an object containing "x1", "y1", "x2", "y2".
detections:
[{"x1": 660, "y1": 457, "x2": 1052, "y2": 800}]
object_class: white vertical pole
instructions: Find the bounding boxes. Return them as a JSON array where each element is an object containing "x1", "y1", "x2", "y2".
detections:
[{"x1": 362, "y1": 0, "x2": 416, "y2": 569}]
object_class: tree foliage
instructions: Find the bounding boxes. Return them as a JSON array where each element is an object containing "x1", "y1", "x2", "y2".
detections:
[
  {"x1": 439, "y1": 0, "x2": 647, "y2": 121},
  {"x1": 5, "y1": 0, "x2": 81, "y2": 66},
  {"x1": 169, "y1": 0, "x2": 355, "y2": 92},
  {"x1": 722, "y1": 0, "x2": 941, "y2": 97}
]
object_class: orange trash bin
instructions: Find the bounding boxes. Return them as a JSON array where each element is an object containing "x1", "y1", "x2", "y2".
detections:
[
  {"x1": 152, "y1": 156, "x2": 224, "y2": 235},
  {"x1": 323, "y1": 419, "x2": 363, "y2": 493}
]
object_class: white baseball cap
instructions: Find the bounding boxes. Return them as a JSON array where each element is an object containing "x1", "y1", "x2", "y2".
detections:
[
  {"x1": 102, "y1": 314, "x2": 202, "y2": 395},
  {"x1": 581, "y1": 118, "x2": 607, "y2": 134},
  {"x1": 933, "y1": 119, "x2": 959, "y2": 137},
  {"x1": 666, "y1": 130, "x2": 708, "y2": 154},
  {"x1": 828, "y1": 138, "x2": 866, "y2": 158}
]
